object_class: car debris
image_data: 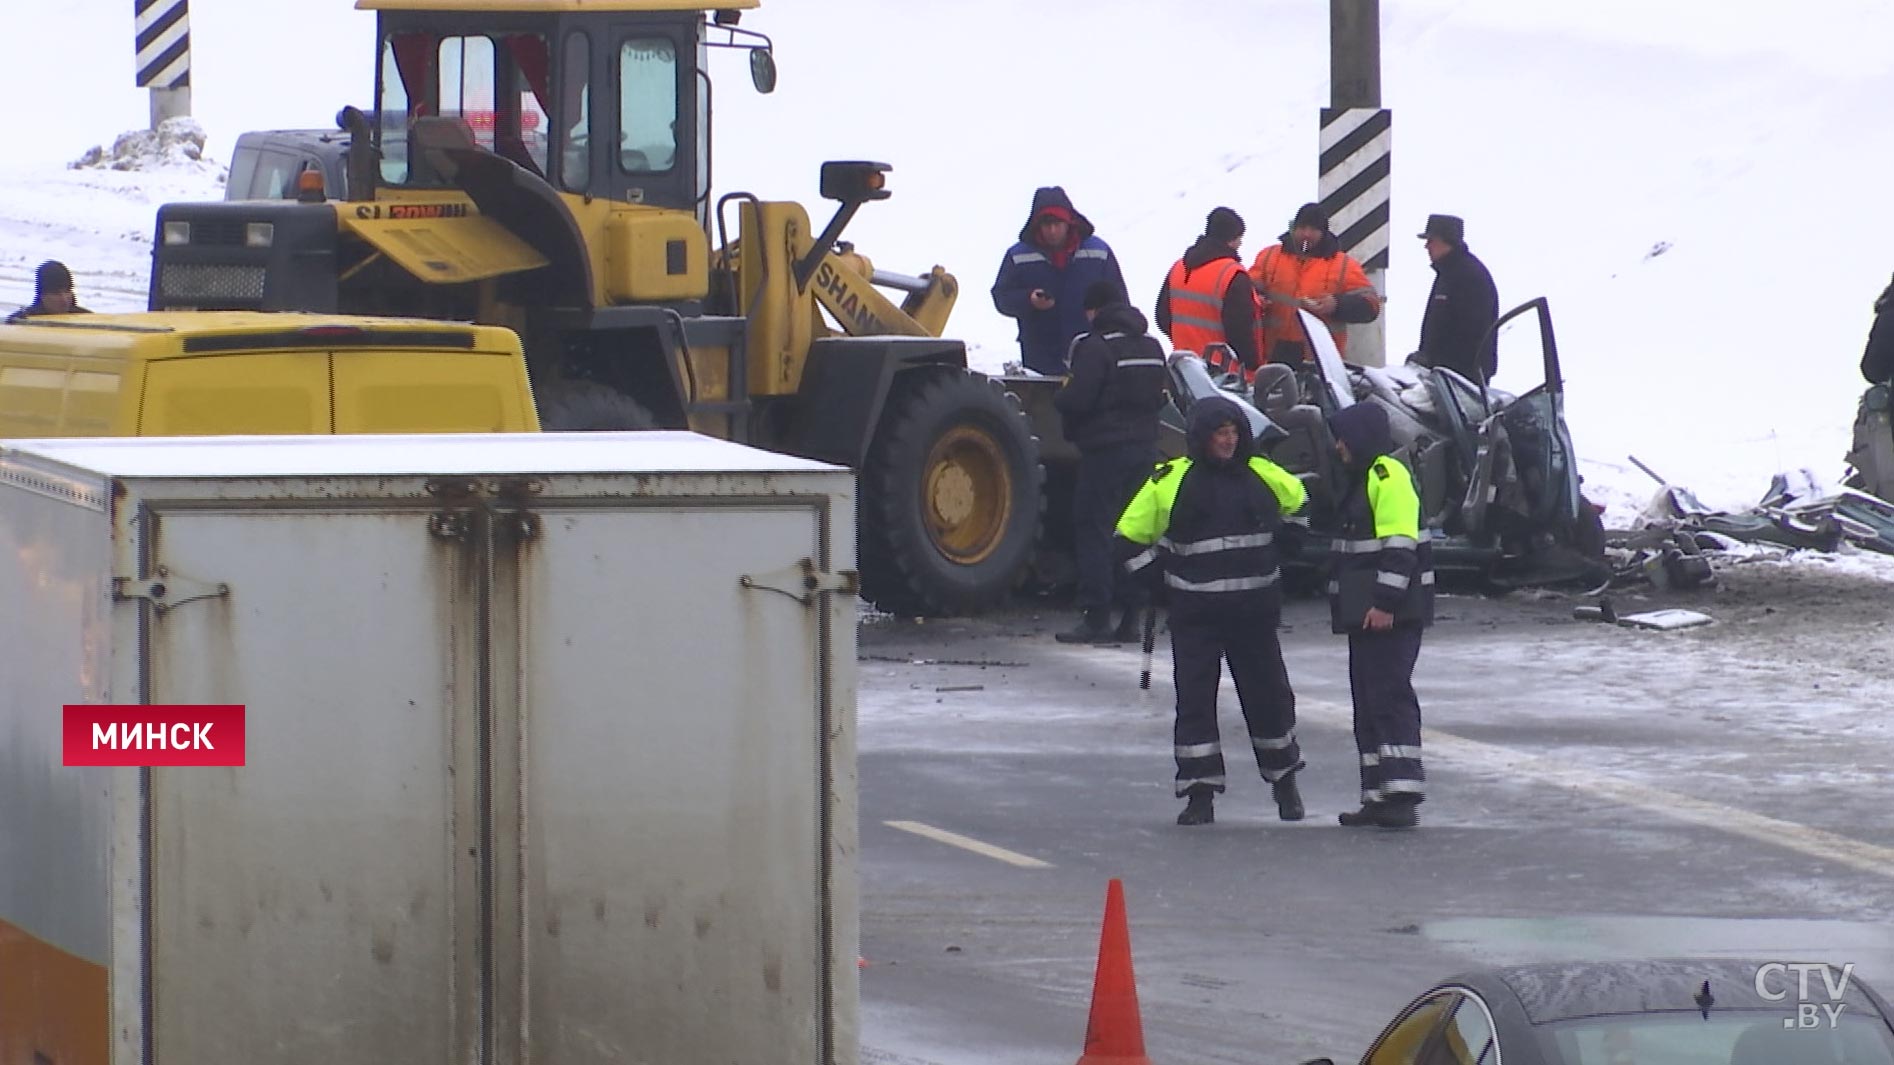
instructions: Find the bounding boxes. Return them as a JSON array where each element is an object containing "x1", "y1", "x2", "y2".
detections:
[
  {"x1": 1571, "y1": 598, "x2": 1714, "y2": 630},
  {"x1": 1166, "y1": 298, "x2": 1608, "y2": 591},
  {"x1": 1596, "y1": 458, "x2": 1894, "y2": 592}
]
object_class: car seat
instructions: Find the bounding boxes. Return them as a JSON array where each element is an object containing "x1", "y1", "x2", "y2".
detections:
[{"x1": 1252, "y1": 364, "x2": 1345, "y2": 508}]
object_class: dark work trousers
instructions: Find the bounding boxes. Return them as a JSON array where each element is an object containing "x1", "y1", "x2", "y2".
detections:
[
  {"x1": 1073, "y1": 441, "x2": 1157, "y2": 611},
  {"x1": 1170, "y1": 605, "x2": 1302, "y2": 795},
  {"x1": 1348, "y1": 623, "x2": 1425, "y2": 804}
]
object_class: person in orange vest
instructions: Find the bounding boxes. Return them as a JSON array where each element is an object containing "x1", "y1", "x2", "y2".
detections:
[
  {"x1": 1154, "y1": 207, "x2": 1264, "y2": 384},
  {"x1": 1247, "y1": 203, "x2": 1381, "y2": 365}
]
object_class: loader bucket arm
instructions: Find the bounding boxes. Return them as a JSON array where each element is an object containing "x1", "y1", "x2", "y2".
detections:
[{"x1": 806, "y1": 252, "x2": 953, "y2": 338}]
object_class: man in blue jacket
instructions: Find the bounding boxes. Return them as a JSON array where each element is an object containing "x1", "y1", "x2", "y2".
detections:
[{"x1": 991, "y1": 186, "x2": 1128, "y2": 375}]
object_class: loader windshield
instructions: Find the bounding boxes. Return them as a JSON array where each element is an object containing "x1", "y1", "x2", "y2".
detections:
[{"x1": 376, "y1": 30, "x2": 555, "y2": 187}]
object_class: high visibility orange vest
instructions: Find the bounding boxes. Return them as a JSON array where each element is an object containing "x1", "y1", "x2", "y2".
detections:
[
  {"x1": 1248, "y1": 244, "x2": 1378, "y2": 362},
  {"x1": 1163, "y1": 257, "x2": 1261, "y2": 381}
]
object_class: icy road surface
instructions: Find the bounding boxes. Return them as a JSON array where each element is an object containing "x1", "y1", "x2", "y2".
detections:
[{"x1": 854, "y1": 559, "x2": 1894, "y2": 1065}]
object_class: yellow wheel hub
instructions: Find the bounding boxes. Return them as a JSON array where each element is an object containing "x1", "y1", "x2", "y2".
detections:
[{"x1": 921, "y1": 425, "x2": 1013, "y2": 565}]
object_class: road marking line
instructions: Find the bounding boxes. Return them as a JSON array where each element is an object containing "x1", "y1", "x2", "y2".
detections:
[
  {"x1": 1412, "y1": 721, "x2": 1894, "y2": 881},
  {"x1": 1058, "y1": 646, "x2": 1894, "y2": 881},
  {"x1": 884, "y1": 820, "x2": 1053, "y2": 868}
]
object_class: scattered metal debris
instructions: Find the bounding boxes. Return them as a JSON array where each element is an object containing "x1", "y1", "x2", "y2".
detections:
[
  {"x1": 1572, "y1": 597, "x2": 1713, "y2": 631},
  {"x1": 860, "y1": 655, "x2": 1028, "y2": 668},
  {"x1": 1599, "y1": 459, "x2": 1894, "y2": 591}
]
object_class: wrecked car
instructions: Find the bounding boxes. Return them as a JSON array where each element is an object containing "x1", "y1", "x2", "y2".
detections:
[
  {"x1": 1007, "y1": 297, "x2": 1607, "y2": 598},
  {"x1": 1164, "y1": 298, "x2": 1609, "y2": 589}
]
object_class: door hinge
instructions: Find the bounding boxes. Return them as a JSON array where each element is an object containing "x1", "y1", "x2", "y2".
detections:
[
  {"x1": 740, "y1": 558, "x2": 860, "y2": 604},
  {"x1": 113, "y1": 565, "x2": 230, "y2": 616}
]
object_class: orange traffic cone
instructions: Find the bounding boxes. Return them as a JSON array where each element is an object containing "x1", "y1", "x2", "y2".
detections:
[{"x1": 1076, "y1": 878, "x2": 1152, "y2": 1065}]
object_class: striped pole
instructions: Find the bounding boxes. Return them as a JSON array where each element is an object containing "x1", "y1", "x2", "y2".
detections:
[
  {"x1": 135, "y1": 0, "x2": 192, "y2": 128},
  {"x1": 1324, "y1": 0, "x2": 1386, "y2": 366}
]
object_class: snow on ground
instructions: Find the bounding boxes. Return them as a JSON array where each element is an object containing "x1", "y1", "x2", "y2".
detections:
[
  {"x1": 0, "y1": 146, "x2": 223, "y2": 316},
  {"x1": 5, "y1": 0, "x2": 1892, "y2": 552}
]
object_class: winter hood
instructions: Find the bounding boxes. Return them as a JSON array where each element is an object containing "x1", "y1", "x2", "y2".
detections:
[
  {"x1": 1328, "y1": 401, "x2": 1393, "y2": 463},
  {"x1": 1186, "y1": 395, "x2": 1251, "y2": 465},
  {"x1": 1018, "y1": 185, "x2": 1096, "y2": 243},
  {"x1": 1180, "y1": 235, "x2": 1242, "y2": 271},
  {"x1": 1090, "y1": 302, "x2": 1149, "y2": 336}
]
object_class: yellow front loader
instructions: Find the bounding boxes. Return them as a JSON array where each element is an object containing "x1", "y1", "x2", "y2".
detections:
[{"x1": 148, "y1": 0, "x2": 1045, "y2": 616}]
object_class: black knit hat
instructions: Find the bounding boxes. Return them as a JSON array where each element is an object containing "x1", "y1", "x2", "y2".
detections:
[
  {"x1": 1291, "y1": 202, "x2": 1328, "y2": 231},
  {"x1": 1083, "y1": 280, "x2": 1120, "y2": 311},
  {"x1": 1205, "y1": 206, "x2": 1245, "y2": 242},
  {"x1": 35, "y1": 260, "x2": 73, "y2": 297}
]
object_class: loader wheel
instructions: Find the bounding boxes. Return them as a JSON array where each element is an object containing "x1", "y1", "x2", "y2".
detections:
[
  {"x1": 536, "y1": 380, "x2": 657, "y2": 431},
  {"x1": 859, "y1": 369, "x2": 1043, "y2": 617}
]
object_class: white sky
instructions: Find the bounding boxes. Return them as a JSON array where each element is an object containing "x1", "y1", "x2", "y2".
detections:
[{"x1": 9, "y1": 0, "x2": 1891, "y2": 168}]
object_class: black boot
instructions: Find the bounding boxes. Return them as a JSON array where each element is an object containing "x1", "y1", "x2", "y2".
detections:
[
  {"x1": 1377, "y1": 796, "x2": 1419, "y2": 828},
  {"x1": 1271, "y1": 772, "x2": 1305, "y2": 821},
  {"x1": 1112, "y1": 608, "x2": 1142, "y2": 644},
  {"x1": 1176, "y1": 788, "x2": 1214, "y2": 826},
  {"x1": 1339, "y1": 799, "x2": 1417, "y2": 828},
  {"x1": 1339, "y1": 801, "x2": 1387, "y2": 827},
  {"x1": 1056, "y1": 607, "x2": 1115, "y2": 643}
]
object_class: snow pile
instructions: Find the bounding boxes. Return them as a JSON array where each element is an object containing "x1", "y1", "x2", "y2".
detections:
[{"x1": 70, "y1": 117, "x2": 226, "y2": 181}]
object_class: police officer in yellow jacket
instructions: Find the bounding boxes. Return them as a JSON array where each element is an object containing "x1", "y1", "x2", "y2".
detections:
[
  {"x1": 1115, "y1": 396, "x2": 1309, "y2": 825},
  {"x1": 1325, "y1": 402, "x2": 1434, "y2": 829}
]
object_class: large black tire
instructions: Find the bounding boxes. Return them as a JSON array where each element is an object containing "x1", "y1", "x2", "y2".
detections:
[
  {"x1": 536, "y1": 379, "x2": 657, "y2": 430},
  {"x1": 858, "y1": 369, "x2": 1044, "y2": 617}
]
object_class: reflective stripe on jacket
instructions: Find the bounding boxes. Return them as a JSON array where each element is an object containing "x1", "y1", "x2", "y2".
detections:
[
  {"x1": 1327, "y1": 453, "x2": 1434, "y2": 631},
  {"x1": 1117, "y1": 455, "x2": 1307, "y2": 606},
  {"x1": 1163, "y1": 257, "x2": 1262, "y2": 382},
  {"x1": 1248, "y1": 244, "x2": 1380, "y2": 362}
]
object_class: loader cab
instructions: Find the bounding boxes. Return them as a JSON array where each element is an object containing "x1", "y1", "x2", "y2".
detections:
[{"x1": 361, "y1": 0, "x2": 773, "y2": 221}]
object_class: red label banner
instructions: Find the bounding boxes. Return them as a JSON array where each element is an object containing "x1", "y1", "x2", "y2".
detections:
[{"x1": 62, "y1": 705, "x2": 247, "y2": 766}]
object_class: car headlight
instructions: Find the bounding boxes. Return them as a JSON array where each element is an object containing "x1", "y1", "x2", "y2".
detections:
[
  {"x1": 245, "y1": 223, "x2": 275, "y2": 249},
  {"x1": 163, "y1": 221, "x2": 191, "y2": 246}
]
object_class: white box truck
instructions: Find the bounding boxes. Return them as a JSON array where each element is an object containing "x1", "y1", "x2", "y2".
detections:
[{"x1": 0, "y1": 432, "x2": 859, "y2": 1065}]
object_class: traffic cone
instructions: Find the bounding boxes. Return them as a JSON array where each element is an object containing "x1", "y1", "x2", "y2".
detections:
[{"x1": 1076, "y1": 878, "x2": 1151, "y2": 1065}]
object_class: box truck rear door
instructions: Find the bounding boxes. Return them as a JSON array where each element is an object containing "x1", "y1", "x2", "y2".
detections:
[
  {"x1": 497, "y1": 499, "x2": 843, "y2": 1065},
  {"x1": 138, "y1": 502, "x2": 484, "y2": 1063}
]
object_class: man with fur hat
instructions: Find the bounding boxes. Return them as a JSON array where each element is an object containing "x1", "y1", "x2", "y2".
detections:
[
  {"x1": 1155, "y1": 206, "x2": 1265, "y2": 384},
  {"x1": 1325, "y1": 400, "x2": 1434, "y2": 829},
  {"x1": 1053, "y1": 281, "x2": 1170, "y2": 643},
  {"x1": 991, "y1": 186, "x2": 1128, "y2": 375},
  {"x1": 1246, "y1": 203, "x2": 1380, "y2": 365},
  {"x1": 1412, "y1": 213, "x2": 1500, "y2": 382},
  {"x1": 1114, "y1": 395, "x2": 1309, "y2": 825},
  {"x1": 7, "y1": 260, "x2": 90, "y2": 322}
]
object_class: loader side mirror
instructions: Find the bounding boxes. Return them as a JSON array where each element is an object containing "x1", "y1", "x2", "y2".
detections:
[
  {"x1": 750, "y1": 48, "x2": 777, "y2": 93},
  {"x1": 819, "y1": 161, "x2": 891, "y2": 204}
]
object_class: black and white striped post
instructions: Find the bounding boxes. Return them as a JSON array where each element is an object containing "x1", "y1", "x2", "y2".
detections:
[
  {"x1": 135, "y1": 0, "x2": 192, "y2": 128},
  {"x1": 1322, "y1": 0, "x2": 1387, "y2": 365}
]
